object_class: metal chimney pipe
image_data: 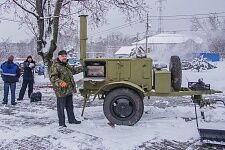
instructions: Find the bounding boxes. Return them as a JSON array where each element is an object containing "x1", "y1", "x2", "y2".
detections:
[{"x1": 79, "y1": 15, "x2": 88, "y2": 65}]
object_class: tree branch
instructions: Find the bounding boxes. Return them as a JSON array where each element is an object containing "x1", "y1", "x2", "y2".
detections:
[
  {"x1": 25, "y1": 0, "x2": 36, "y2": 8},
  {"x1": 12, "y1": 0, "x2": 38, "y2": 18},
  {"x1": 0, "y1": 0, "x2": 7, "y2": 7},
  {"x1": 46, "y1": 0, "x2": 64, "y2": 62}
]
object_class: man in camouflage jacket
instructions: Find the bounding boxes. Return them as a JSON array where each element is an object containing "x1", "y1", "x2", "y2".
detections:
[{"x1": 49, "y1": 50, "x2": 83, "y2": 127}]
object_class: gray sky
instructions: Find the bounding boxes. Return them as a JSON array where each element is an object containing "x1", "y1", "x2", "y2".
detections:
[
  {"x1": 0, "y1": 0, "x2": 225, "y2": 42},
  {"x1": 91, "y1": 0, "x2": 225, "y2": 40}
]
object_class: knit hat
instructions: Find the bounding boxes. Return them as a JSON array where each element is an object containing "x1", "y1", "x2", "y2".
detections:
[
  {"x1": 8, "y1": 55, "x2": 14, "y2": 61},
  {"x1": 27, "y1": 55, "x2": 32, "y2": 59},
  {"x1": 58, "y1": 50, "x2": 67, "y2": 56}
]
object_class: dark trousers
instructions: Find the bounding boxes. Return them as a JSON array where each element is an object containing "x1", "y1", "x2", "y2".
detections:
[
  {"x1": 57, "y1": 95, "x2": 76, "y2": 125},
  {"x1": 19, "y1": 80, "x2": 33, "y2": 99},
  {"x1": 3, "y1": 82, "x2": 16, "y2": 104}
]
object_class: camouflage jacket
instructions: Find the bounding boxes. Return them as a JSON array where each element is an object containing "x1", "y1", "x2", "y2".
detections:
[{"x1": 49, "y1": 58, "x2": 83, "y2": 97}]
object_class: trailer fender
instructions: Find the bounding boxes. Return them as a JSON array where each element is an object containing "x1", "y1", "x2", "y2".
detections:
[{"x1": 93, "y1": 81, "x2": 146, "y2": 100}]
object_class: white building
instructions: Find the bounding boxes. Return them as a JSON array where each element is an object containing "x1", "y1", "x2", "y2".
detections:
[
  {"x1": 114, "y1": 46, "x2": 136, "y2": 58},
  {"x1": 133, "y1": 33, "x2": 203, "y2": 62},
  {"x1": 115, "y1": 33, "x2": 203, "y2": 62},
  {"x1": 114, "y1": 45, "x2": 145, "y2": 58}
]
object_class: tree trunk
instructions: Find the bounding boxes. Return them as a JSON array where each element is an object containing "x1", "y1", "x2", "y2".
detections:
[{"x1": 36, "y1": 0, "x2": 64, "y2": 70}]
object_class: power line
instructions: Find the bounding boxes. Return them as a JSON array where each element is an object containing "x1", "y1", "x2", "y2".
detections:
[
  {"x1": 2, "y1": 11, "x2": 225, "y2": 24},
  {"x1": 40, "y1": 11, "x2": 225, "y2": 33},
  {"x1": 89, "y1": 21, "x2": 143, "y2": 36},
  {"x1": 153, "y1": 11, "x2": 225, "y2": 18},
  {"x1": 152, "y1": 15, "x2": 225, "y2": 20},
  {"x1": 90, "y1": 15, "x2": 225, "y2": 37},
  {"x1": 1, "y1": 11, "x2": 225, "y2": 38},
  {"x1": 90, "y1": 11, "x2": 225, "y2": 35}
]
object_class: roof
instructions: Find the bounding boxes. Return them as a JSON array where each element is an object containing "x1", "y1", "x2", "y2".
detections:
[
  {"x1": 135, "y1": 33, "x2": 203, "y2": 44},
  {"x1": 115, "y1": 45, "x2": 136, "y2": 55}
]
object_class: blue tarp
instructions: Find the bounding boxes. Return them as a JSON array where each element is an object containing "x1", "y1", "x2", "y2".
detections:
[
  {"x1": 182, "y1": 52, "x2": 221, "y2": 62},
  {"x1": 189, "y1": 52, "x2": 221, "y2": 62},
  {"x1": 200, "y1": 52, "x2": 220, "y2": 62}
]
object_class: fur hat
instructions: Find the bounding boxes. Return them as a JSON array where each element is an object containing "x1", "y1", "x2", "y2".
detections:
[
  {"x1": 58, "y1": 50, "x2": 67, "y2": 56},
  {"x1": 27, "y1": 55, "x2": 32, "y2": 59}
]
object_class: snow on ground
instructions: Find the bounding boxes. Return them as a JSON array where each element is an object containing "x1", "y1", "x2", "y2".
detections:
[
  {"x1": 0, "y1": 61, "x2": 225, "y2": 149},
  {"x1": 182, "y1": 61, "x2": 225, "y2": 92}
]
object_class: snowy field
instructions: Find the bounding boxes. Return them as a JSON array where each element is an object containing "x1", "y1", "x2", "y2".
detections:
[{"x1": 0, "y1": 61, "x2": 225, "y2": 150}]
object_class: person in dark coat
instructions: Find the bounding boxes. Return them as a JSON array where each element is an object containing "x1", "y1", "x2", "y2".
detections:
[
  {"x1": 1, "y1": 55, "x2": 20, "y2": 105},
  {"x1": 49, "y1": 50, "x2": 83, "y2": 127},
  {"x1": 17, "y1": 56, "x2": 36, "y2": 100}
]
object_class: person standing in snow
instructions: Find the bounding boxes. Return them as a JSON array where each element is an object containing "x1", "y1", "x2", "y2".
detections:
[
  {"x1": 49, "y1": 50, "x2": 83, "y2": 127},
  {"x1": 1, "y1": 55, "x2": 21, "y2": 105},
  {"x1": 17, "y1": 56, "x2": 36, "y2": 100}
]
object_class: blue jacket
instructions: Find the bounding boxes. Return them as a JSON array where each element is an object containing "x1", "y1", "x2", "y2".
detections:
[
  {"x1": 23, "y1": 60, "x2": 36, "y2": 81},
  {"x1": 1, "y1": 61, "x2": 20, "y2": 83}
]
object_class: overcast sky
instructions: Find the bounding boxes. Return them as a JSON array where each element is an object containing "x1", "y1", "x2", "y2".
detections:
[{"x1": 0, "y1": 0, "x2": 225, "y2": 42}]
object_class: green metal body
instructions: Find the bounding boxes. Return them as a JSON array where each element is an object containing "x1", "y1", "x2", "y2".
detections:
[
  {"x1": 81, "y1": 58, "x2": 151, "y2": 97},
  {"x1": 154, "y1": 69, "x2": 171, "y2": 93},
  {"x1": 80, "y1": 58, "x2": 219, "y2": 98},
  {"x1": 79, "y1": 15, "x2": 88, "y2": 66}
]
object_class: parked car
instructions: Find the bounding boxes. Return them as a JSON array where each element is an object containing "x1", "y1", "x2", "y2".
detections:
[
  {"x1": 35, "y1": 64, "x2": 40, "y2": 73},
  {"x1": 68, "y1": 58, "x2": 81, "y2": 67},
  {"x1": 36, "y1": 64, "x2": 45, "y2": 75},
  {"x1": 15, "y1": 62, "x2": 24, "y2": 75},
  {"x1": 14, "y1": 58, "x2": 26, "y2": 75}
]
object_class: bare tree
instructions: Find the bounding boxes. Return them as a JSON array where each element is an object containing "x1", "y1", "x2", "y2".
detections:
[
  {"x1": 190, "y1": 14, "x2": 225, "y2": 57},
  {"x1": 0, "y1": 0, "x2": 149, "y2": 67},
  {"x1": 0, "y1": 38, "x2": 12, "y2": 62},
  {"x1": 191, "y1": 13, "x2": 222, "y2": 32}
]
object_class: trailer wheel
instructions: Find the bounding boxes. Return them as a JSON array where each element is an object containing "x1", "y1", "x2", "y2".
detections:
[
  {"x1": 169, "y1": 56, "x2": 182, "y2": 91},
  {"x1": 103, "y1": 88, "x2": 144, "y2": 126}
]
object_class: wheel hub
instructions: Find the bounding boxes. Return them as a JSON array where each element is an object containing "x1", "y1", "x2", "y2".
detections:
[{"x1": 112, "y1": 98, "x2": 133, "y2": 118}]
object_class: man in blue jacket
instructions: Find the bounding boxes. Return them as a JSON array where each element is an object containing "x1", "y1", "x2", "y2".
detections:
[
  {"x1": 1, "y1": 55, "x2": 20, "y2": 105},
  {"x1": 17, "y1": 56, "x2": 35, "y2": 100}
]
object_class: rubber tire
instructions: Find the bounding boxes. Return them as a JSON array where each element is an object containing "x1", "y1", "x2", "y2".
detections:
[
  {"x1": 103, "y1": 88, "x2": 144, "y2": 126},
  {"x1": 169, "y1": 56, "x2": 182, "y2": 91}
]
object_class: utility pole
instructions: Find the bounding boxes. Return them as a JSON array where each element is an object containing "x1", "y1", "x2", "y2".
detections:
[
  {"x1": 145, "y1": 14, "x2": 150, "y2": 53},
  {"x1": 157, "y1": 0, "x2": 166, "y2": 33},
  {"x1": 135, "y1": 32, "x2": 139, "y2": 55}
]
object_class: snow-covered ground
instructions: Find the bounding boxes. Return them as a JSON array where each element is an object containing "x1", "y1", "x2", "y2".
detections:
[{"x1": 0, "y1": 61, "x2": 225, "y2": 150}]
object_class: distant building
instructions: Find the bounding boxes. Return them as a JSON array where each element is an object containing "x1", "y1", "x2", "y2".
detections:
[
  {"x1": 135, "y1": 33, "x2": 203, "y2": 50},
  {"x1": 133, "y1": 33, "x2": 203, "y2": 61},
  {"x1": 114, "y1": 45, "x2": 145, "y2": 58},
  {"x1": 114, "y1": 46, "x2": 136, "y2": 58},
  {"x1": 114, "y1": 33, "x2": 203, "y2": 61}
]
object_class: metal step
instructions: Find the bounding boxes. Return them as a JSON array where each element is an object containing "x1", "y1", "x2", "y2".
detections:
[
  {"x1": 194, "y1": 100, "x2": 225, "y2": 144},
  {"x1": 198, "y1": 128, "x2": 225, "y2": 142}
]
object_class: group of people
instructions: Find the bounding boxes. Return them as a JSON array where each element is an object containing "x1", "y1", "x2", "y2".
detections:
[
  {"x1": 1, "y1": 55, "x2": 35, "y2": 105},
  {"x1": 1, "y1": 50, "x2": 82, "y2": 127}
]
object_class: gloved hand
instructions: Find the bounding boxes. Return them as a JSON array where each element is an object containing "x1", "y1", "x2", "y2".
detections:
[
  {"x1": 29, "y1": 63, "x2": 35, "y2": 68},
  {"x1": 59, "y1": 81, "x2": 67, "y2": 88}
]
